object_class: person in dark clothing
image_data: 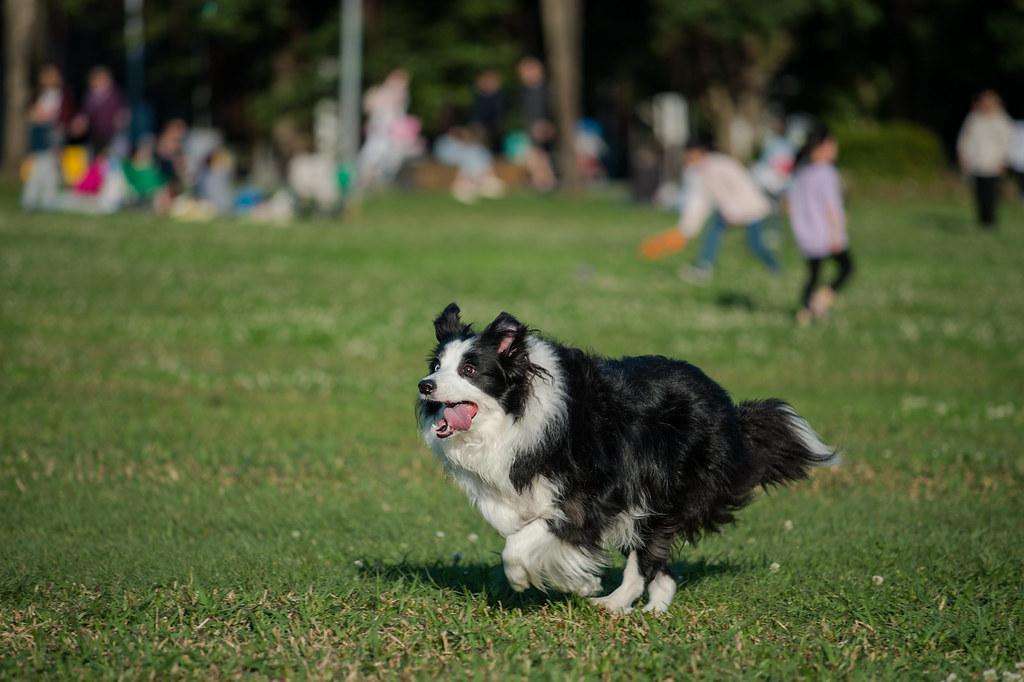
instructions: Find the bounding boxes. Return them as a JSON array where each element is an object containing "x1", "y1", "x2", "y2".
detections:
[
  {"x1": 73, "y1": 66, "x2": 129, "y2": 155},
  {"x1": 517, "y1": 57, "x2": 555, "y2": 190},
  {"x1": 153, "y1": 118, "x2": 188, "y2": 213},
  {"x1": 518, "y1": 57, "x2": 551, "y2": 146},
  {"x1": 471, "y1": 70, "x2": 505, "y2": 154}
]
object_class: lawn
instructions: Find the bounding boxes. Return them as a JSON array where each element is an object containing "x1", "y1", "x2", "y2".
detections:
[{"x1": 1, "y1": 187, "x2": 1022, "y2": 679}]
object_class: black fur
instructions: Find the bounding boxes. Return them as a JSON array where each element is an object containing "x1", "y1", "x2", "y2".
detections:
[{"x1": 422, "y1": 304, "x2": 837, "y2": 589}]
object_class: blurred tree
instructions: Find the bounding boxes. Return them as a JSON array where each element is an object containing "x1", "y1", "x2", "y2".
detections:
[
  {"x1": 782, "y1": 0, "x2": 1024, "y2": 155},
  {"x1": 651, "y1": 0, "x2": 817, "y2": 158},
  {"x1": 150, "y1": 1, "x2": 528, "y2": 138},
  {"x1": 3, "y1": 0, "x2": 39, "y2": 177},
  {"x1": 356, "y1": 0, "x2": 528, "y2": 132},
  {"x1": 542, "y1": 0, "x2": 582, "y2": 191}
]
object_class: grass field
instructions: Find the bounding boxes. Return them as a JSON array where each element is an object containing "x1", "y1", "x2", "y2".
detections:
[{"x1": 1, "y1": 187, "x2": 1023, "y2": 679}]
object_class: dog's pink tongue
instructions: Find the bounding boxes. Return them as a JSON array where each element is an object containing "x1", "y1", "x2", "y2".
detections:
[{"x1": 443, "y1": 403, "x2": 478, "y2": 431}]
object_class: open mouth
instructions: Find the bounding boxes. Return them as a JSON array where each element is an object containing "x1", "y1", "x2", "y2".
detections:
[{"x1": 433, "y1": 401, "x2": 479, "y2": 439}]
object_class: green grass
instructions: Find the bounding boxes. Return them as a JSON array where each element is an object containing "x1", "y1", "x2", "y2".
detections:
[{"x1": 1, "y1": 187, "x2": 1022, "y2": 679}]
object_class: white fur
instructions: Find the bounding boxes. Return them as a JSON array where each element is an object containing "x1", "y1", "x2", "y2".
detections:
[
  {"x1": 602, "y1": 506, "x2": 649, "y2": 551},
  {"x1": 591, "y1": 550, "x2": 644, "y2": 613},
  {"x1": 781, "y1": 405, "x2": 838, "y2": 465},
  {"x1": 502, "y1": 519, "x2": 603, "y2": 596},
  {"x1": 448, "y1": 468, "x2": 562, "y2": 537},
  {"x1": 642, "y1": 571, "x2": 677, "y2": 614}
]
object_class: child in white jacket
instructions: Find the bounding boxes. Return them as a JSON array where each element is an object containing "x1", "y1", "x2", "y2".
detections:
[{"x1": 678, "y1": 139, "x2": 778, "y2": 282}]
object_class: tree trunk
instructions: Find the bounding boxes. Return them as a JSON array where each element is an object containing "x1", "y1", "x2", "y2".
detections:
[
  {"x1": 3, "y1": 0, "x2": 38, "y2": 177},
  {"x1": 541, "y1": 0, "x2": 582, "y2": 192}
]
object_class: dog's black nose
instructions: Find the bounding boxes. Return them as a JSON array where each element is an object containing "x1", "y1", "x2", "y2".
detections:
[{"x1": 418, "y1": 379, "x2": 436, "y2": 395}]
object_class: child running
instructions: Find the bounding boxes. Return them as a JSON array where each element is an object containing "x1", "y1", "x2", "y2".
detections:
[
  {"x1": 787, "y1": 124, "x2": 854, "y2": 325},
  {"x1": 677, "y1": 138, "x2": 779, "y2": 283}
]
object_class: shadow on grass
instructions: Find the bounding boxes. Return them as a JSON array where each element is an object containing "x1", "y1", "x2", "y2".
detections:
[
  {"x1": 714, "y1": 291, "x2": 758, "y2": 311},
  {"x1": 359, "y1": 556, "x2": 737, "y2": 610},
  {"x1": 714, "y1": 289, "x2": 795, "y2": 316},
  {"x1": 915, "y1": 209, "x2": 969, "y2": 233}
]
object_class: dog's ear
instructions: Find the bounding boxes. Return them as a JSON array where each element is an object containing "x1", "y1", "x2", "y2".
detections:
[
  {"x1": 481, "y1": 311, "x2": 528, "y2": 358},
  {"x1": 434, "y1": 302, "x2": 466, "y2": 341}
]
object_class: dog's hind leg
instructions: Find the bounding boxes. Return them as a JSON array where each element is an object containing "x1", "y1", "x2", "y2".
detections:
[
  {"x1": 636, "y1": 530, "x2": 679, "y2": 614},
  {"x1": 590, "y1": 550, "x2": 645, "y2": 614},
  {"x1": 642, "y1": 568, "x2": 677, "y2": 613}
]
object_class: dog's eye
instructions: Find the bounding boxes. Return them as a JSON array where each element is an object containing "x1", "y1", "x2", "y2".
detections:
[
  {"x1": 431, "y1": 360, "x2": 440, "y2": 373},
  {"x1": 460, "y1": 364, "x2": 477, "y2": 377}
]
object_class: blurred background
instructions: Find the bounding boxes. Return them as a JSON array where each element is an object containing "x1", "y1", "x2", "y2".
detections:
[{"x1": 3, "y1": 0, "x2": 1024, "y2": 215}]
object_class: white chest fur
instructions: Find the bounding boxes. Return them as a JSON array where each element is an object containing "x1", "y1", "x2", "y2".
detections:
[{"x1": 449, "y1": 467, "x2": 561, "y2": 537}]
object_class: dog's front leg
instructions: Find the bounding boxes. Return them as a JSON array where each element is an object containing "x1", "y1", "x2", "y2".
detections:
[
  {"x1": 501, "y1": 519, "x2": 603, "y2": 596},
  {"x1": 501, "y1": 519, "x2": 546, "y2": 592}
]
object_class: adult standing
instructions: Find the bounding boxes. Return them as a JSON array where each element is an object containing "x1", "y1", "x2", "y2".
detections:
[
  {"x1": 957, "y1": 90, "x2": 1013, "y2": 229},
  {"x1": 73, "y1": 66, "x2": 129, "y2": 157},
  {"x1": 21, "y1": 64, "x2": 75, "y2": 210},
  {"x1": 471, "y1": 69, "x2": 505, "y2": 154},
  {"x1": 517, "y1": 57, "x2": 556, "y2": 191},
  {"x1": 358, "y1": 68, "x2": 412, "y2": 188}
]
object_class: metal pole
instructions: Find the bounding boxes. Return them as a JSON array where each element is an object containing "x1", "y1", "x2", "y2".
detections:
[{"x1": 338, "y1": 0, "x2": 362, "y2": 170}]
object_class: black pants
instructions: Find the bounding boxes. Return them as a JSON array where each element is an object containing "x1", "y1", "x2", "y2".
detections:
[
  {"x1": 802, "y1": 250, "x2": 854, "y2": 308},
  {"x1": 973, "y1": 175, "x2": 999, "y2": 228}
]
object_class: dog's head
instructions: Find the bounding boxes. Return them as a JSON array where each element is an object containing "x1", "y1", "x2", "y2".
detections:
[{"x1": 418, "y1": 303, "x2": 542, "y2": 440}]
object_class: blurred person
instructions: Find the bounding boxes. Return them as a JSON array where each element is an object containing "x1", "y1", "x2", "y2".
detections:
[
  {"x1": 122, "y1": 138, "x2": 166, "y2": 202},
  {"x1": 52, "y1": 151, "x2": 129, "y2": 214},
  {"x1": 153, "y1": 119, "x2": 188, "y2": 213},
  {"x1": 957, "y1": 90, "x2": 1013, "y2": 229},
  {"x1": 575, "y1": 118, "x2": 608, "y2": 182},
  {"x1": 751, "y1": 114, "x2": 796, "y2": 199},
  {"x1": 73, "y1": 66, "x2": 129, "y2": 156},
  {"x1": 471, "y1": 69, "x2": 505, "y2": 154},
  {"x1": 787, "y1": 124, "x2": 854, "y2": 325},
  {"x1": 196, "y1": 149, "x2": 236, "y2": 215},
  {"x1": 289, "y1": 152, "x2": 342, "y2": 213},
  {"x1": 677, "y1": 138, "x2": 778, "y2": 284},
  {"x1": 517, "y1": 57, "x2": 556, "y2": 191},
  {"x1": 434, "y1": 126, "x2": 505, "y2": 204},
  {"x1": 359, "y1": 68, "x2": 417, "y2": 188},
  {"x1": 22, "y1": 64, "x2": 75, "y2": 210},
  {"x1": 1009, "y1": 119, "x2": 1024, "y2": 201}
]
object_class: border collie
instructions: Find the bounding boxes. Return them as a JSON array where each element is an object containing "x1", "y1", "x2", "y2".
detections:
[{"x1": 417, "y1": 303, "x2": 836, "y2": 614}]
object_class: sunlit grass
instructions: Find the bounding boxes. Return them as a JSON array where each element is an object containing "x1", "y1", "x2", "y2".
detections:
[{"x1": 1, "y1": 189, "x2": 1022, "y2": 678}]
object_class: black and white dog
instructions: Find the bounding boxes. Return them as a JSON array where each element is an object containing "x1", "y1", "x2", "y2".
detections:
[{"x1": 417, "y1": 303, "x2": 836, "y2": 613}]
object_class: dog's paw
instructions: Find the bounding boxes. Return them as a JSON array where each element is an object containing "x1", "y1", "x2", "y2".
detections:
[
  {"x1": 503, "y1": 561, "x2": 531, "y2": 592},
  {"x1": 640, "y1": 600, "x2": 670, "y2": 614},
  {"x1": 641, "y1": 572, "x2": 676, "y2": 614},
  {"x1": 590, "y1": 593, "x2": 635, "y2": 615}
]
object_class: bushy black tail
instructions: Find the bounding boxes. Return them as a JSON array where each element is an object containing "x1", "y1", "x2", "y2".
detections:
[{"x1": 738, "y1": 399, "x2": 839, "y2": 488}]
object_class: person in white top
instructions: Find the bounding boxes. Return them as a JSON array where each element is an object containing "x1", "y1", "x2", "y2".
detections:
[
  {"x1": 677, "y1": 138, "x2": 778, "y2": 282},
  {"x1": 957, "y1": 90, "x2": 1013, "y2": 228}
]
